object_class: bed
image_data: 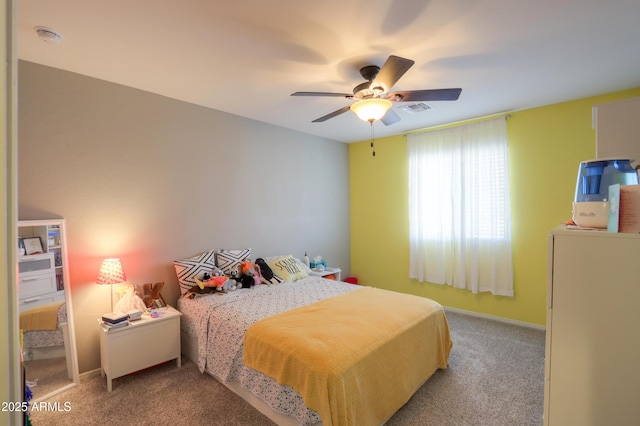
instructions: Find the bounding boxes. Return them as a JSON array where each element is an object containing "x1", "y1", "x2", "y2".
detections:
[
  {"x1": 20, "y1": 302, "x2": 73, "y2": 379},
  {"x1": 177, "y1": 275, "x2": 452, "y2": 425}
]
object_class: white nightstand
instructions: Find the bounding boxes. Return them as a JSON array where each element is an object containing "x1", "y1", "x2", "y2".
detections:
[
  {"x1": 309, "y1": 267, "x2": 342, "y2": 281},
  {"x1": 99, "y1": 305, "x2": 182, "y2": 392}
]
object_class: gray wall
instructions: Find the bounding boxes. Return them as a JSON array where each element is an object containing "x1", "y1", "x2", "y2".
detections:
[{"x1": 18, "y1": 61, "x2": 350, "y2": 373}]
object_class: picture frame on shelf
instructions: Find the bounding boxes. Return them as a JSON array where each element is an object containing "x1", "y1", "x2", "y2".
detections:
[
  {"x1": 18, "y1": 237, "x2": 25, "y2": 256},
  {"x1": 23, "y1": 237, "x2": 44, "y2": 255}
]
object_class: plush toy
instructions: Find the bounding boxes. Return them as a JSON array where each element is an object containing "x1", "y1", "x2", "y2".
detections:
[
  {"x1": 209, "y1": 266, "x2": 225, "y2": 278},
  {"x1": 254, "y1": 265, "x2": 268, "y2": 285},
  {"x1": 238, "y1": 259, "x2": 264, "y2": 288},
  {"x1": 195, "y1": 271, "x2": 239, "y2": 293},
  {"x1": 222, "y1": 278, "x2": 238, "y2": 292},
  {"x1": 255, "y1": 258, "x2": 280, "y2": 285},
  {"x1": 236, "y1": 274, "x2": 251, "y2": 289},
  {"x1": 184, "y1": 284, "x2": 216, "y2": 299},
  {"x1": 196, "y1": 275, "x2": 228, "y2": 289}
]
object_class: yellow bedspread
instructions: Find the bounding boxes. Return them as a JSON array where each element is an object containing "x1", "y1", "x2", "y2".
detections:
[
  {"x1": 19, "y1": 301, "x2": 64, "y2": 332},
  {"x1": 243, "y1": 286, "x2": 452, "y2": 426}
]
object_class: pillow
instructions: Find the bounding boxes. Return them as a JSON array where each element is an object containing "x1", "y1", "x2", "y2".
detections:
[
  {"x1": 263, "y1": 255, "x2": 312, "y2": 274},
  {"x1": 174, "y1": 249, "x2": 217, "y2": 295},
  {"x1": 255, "y1": 258, "x2": 283, "y2": 285},
  {"x1": 216, "y1": 248, "x2": 251, "y2": 275},
  {"x1": 266, "y1": 255, "x2": 309, "y2": 282}
]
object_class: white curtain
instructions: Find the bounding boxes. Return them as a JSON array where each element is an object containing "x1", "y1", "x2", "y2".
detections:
[{"x1": 408, "y1": 117, "x2": 513, "y2": 296}]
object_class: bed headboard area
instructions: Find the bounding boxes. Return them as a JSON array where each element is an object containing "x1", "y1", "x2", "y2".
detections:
[{"x1": 174, "y1": 249, "x2": 313, "y2": 297}]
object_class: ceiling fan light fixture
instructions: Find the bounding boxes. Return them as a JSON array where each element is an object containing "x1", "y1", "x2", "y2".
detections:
[{"x1": 351, "y1": 98, "x2": 392, "y2": 123}]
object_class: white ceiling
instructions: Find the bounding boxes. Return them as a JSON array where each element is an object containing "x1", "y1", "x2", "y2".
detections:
[{"x1": 17, "y1": 0, "x2": 640, "y2": 143}]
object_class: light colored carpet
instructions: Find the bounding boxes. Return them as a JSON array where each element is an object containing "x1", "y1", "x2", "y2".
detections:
[
  {"x1": 387, "y1": 311, "x2": 545, "y2": 425},
  {"x1": 29, "y1": 310, "x2": 545, "y2": 425},
  {"x1": 24, "y1": 357, "x2": 71, "y2": 401}
]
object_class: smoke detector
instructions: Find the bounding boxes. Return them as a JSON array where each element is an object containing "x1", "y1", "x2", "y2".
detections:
[
  {"x1": 400, "y1": 103, "x2": 434, "y2": 114},
  {"x1": 35, "y1": 26, "x2": 63, "y2": 44}
]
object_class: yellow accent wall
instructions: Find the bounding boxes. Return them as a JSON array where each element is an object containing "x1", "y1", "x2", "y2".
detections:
[{"x1": 350, "y1": 88, "x2": 640, "y2": 326}]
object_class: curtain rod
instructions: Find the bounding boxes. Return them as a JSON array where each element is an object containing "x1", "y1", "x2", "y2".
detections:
[{"x1": 404, "y1": 112, "x2": 512, "y2": 137}]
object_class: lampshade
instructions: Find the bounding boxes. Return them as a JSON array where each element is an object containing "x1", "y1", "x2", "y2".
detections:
[
  {"x1": 351, "y1": 98, "x2": 393, "y2": 122},
  {"x1": 97, "y1": 258, "x2": 126, "y2": 285}
]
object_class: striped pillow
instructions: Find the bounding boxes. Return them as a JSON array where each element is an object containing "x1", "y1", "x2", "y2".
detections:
[
  {"x1": 215, "y1": 248, "x2": 251, "y2": 276},
  {"x1": 174, "y1": 249, "x2": 217, "y2": 295}
]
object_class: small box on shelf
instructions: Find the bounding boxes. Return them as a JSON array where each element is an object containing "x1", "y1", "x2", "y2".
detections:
[{"x1": 309, "y1": 260, "x2": 327, "y2": 269}]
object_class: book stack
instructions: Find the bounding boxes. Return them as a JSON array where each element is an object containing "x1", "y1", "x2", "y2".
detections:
[
  {"x1": 127, "y1": 309, "x2": 142, "y2": 321},
  {"x1": 100, "y1": 311, "x2": 130, "y2": 331}
]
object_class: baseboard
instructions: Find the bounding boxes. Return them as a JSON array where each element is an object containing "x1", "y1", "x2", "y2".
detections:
[
  {"x1": 79, "y1": 368, "x2": 102, "y2": 380},
  {"x1": 444, "y1": 306, "x2": 546, "y2": 331}
]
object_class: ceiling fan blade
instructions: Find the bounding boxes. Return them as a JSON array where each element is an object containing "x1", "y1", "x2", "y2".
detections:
[
  {"x1": 387, "y1": 88, "x2": 462, "y2": 102},
  {"x1": 381, "y1": 109, "x2": 401, "y2": 126},
  {"x1": 371, "y1": 55, "x2": 415, "y2": 93},
  {"x1": 291, "y1": 91, "x2": 353, "y2": 98},
  {"x1": 312, "y1": 105, "x2": 352, "y2": 122}
]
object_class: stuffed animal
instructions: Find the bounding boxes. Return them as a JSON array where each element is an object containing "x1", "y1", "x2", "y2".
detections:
[
  {"x1": 254, "y1": 265, "x2": 269, "y2": 285},
  {"x1": 222, "y1": 278, "x2": 237, "y2": 292},
  {"x1": 238, "y1": 259, "x2": 265, "y2": 288},
  {"x1": 255, "y1": 258, "x2": 280, "y2": 285},
  {"x1": 195, "y1": 270, "x2": 240, "y2": 293},
  {"x1": 234, "y1": 274, "x2": 250, "y2": 289}
]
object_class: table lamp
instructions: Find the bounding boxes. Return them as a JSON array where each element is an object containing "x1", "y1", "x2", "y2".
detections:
[{"x1": 97, "y1": 258, "x2": 127, "y2": 312}]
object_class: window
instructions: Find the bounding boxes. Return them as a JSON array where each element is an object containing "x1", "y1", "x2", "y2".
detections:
[{"x1": 407, "y1": 117, "x2": 513, "y2": 296}]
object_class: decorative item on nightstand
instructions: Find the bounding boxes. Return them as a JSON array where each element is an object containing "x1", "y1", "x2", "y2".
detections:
[
  {"x1": 113, "y1": 284, "x2": 147, "y2": 313},
  {"x1": 96, "y1": 258, "x2": 127, "y2": 312},
  {"x1": 142, "y1": 282, "x2": 166, "y2": 308},
  {"x1": 310, "y1": 256, "x2": 326, "y2": 270}
]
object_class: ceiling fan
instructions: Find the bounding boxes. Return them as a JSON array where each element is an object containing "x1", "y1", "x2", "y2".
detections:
[{"x1": 291, "y1": 55, "x2": 462, "y2": 125}]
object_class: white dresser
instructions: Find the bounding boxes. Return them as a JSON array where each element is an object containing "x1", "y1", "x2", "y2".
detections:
[
  {"x1": 545, "y1": 227, "x2": 640, "y2": 426},
  {"x1": 18, "y1": 252, "x2": 64, "y2": 311}
]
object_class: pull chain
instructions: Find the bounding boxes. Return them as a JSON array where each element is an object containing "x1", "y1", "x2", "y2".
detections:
[{"x1": 369, "y1": 119, "x2": 375, "y2": 157}]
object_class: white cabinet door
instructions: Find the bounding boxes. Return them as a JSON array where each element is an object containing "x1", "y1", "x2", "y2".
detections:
[
  {"x1": 546, "y1": 231, "x2": 640, "y2": 426},
  {"x1": 594, "y1": 96, "x2": 640, "y2": 167}
]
